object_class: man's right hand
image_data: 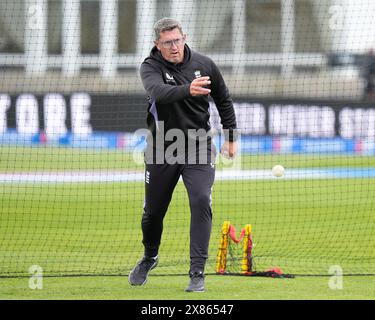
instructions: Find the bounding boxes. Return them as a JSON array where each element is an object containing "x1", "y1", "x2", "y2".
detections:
[{"x1": 190, "y1": 76, "x2": 211, "y2": 96}]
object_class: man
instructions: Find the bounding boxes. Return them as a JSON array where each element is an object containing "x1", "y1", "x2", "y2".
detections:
[{"x1": 128, "y1": 17, "x2": 237, "y2": 292}]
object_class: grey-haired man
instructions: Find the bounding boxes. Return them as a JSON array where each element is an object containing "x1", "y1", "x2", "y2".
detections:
[{"x1": 128, "y1": 17, "x2": 237, "y2": 292}]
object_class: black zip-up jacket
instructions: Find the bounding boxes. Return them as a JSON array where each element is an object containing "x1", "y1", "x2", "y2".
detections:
[{"x1": 140, "y1": 44, "x2": 237, "y2": 148}]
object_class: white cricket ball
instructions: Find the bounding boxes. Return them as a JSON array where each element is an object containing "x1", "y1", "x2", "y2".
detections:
[{"x1": 272, "y1": 165, "x2": 285, "y2": 177}]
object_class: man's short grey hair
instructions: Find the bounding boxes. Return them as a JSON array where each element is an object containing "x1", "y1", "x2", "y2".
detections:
[{"x1": 154, "y1": 18, "x2": 183, "y2": 40}]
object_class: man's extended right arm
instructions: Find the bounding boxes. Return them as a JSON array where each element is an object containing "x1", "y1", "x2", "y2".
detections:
[{"x1": 140, "y1": 63, "x2": 211, "y2": 103}]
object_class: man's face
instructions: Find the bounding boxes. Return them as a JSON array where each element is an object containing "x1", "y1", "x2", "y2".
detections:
[{"x1": 155, "y1": 28, "x2": 186, "y2": 64}]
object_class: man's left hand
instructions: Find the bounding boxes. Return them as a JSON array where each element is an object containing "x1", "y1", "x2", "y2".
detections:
[{"x1": 221, "y1": 141, "x2": 238, "y2": 158}]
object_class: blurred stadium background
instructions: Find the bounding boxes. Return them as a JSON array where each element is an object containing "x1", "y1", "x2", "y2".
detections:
[
  {"x1": 1, "y1": 0, "x2": 374, "y2": 98},
  {"x1": 0, "y1": 0, "x2": 375, "y2": 278}
]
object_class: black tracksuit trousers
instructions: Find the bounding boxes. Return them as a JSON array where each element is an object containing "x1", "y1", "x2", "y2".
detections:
[{"x1": 141, "y1": 162, "x2": 215, "y2": 273}]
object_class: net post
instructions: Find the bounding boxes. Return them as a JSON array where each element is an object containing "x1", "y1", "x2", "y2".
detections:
[
  {"x1": 100, "y1": 0, "x2": 118, "y2": 78},
  {"x1": 62, "y1": 0, "x2": 81, "y2": 76}
]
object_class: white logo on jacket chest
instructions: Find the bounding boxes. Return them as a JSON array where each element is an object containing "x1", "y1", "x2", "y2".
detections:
[
  {"x1": 194, "y1": 70, "x2": 201, "y2": 78},
  {"x1": 165, "y1": 72, "x2": 174, "y2": 81}
]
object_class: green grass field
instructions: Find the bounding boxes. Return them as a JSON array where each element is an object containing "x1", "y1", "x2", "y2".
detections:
[
  {"x1": 1, "y1": 275, "x2": 374, "y2": 300},
  {"x1": 0, "y1": 146, "x2": 374, "y2": 299}
]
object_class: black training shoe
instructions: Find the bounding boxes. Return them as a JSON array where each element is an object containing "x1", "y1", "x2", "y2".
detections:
[
  {"x1": 185, "y1": 271, "x2": 205, "y2": 292},
  {"x1": 128, "y1": 256, "x2": 158, "y2": 286}
]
